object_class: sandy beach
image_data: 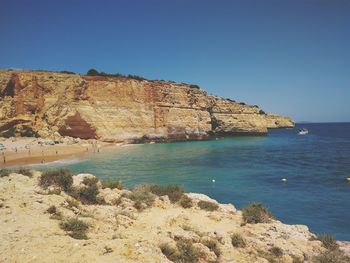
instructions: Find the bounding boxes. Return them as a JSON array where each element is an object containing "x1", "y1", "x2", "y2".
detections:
[{"x1": 0, "y1": 137, "x2": 115, "y2": 168}]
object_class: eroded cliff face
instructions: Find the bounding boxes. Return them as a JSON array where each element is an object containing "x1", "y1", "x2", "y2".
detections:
[{"x1": 0, "y1": 70, "x2": 294, "y2": 142}]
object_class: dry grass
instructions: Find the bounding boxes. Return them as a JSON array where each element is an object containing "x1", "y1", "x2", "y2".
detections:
[
  {"x1": 317, "y1": 234, "x2": 339, "y2": 250},
  {"x1": 150, "y1": 184, "x2": 184, "y2": 203},
  {"x1": 60, "y1": 218, "x2": 89, "y2": 240},
  {"x1": 39, "y1": 168, "x2": 73, "y2": 191},
  {"x1": 101, "y1": 178, "x2": 123, "y2": 190},
  {"x1": 231, "y1": 233, "x2": 246, "y2": 248},
  {"x1": 198, "y1": 200, "x2": 219, "y2": 211},
  {"x1": 160, "y1": 240, "x2": 204, "y2": 263},
  {"x1": 242, "y1": 203, "x2": 273, "y2": 224},
  {"x1": 179, "y1": 195, "x2": 193, "y2": 208}
]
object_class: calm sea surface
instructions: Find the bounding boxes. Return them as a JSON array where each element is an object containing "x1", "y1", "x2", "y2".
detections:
[{"x1": 40, "y1": 123, "x2": 350, "y2": 240}]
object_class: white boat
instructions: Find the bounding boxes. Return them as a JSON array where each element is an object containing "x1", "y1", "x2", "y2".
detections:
[{"x1": 298, "y1": 128, "x2": 308, "y2": 135}]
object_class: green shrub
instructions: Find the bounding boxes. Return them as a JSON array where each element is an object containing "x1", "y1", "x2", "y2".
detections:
[
  {"x1": 129, "y1": 185, "x2": 155, "y2": 210},
  {"x1": 39, "y1": 168, "x2": 73, "y2": 191},
  {"x1": 47, "y1": 205, "x2": 62, "y2": 220},
  {"x1": 189, "y1": 84, "x2": 200, "y2": 89},
  {"x1": 87, "y1": 69, "x2": 99, "y2": 76},
  {"x1": 47, "y1": 205, "x2": 57, "y2": 214},
  {"x1": 60, "y1": 70, "x2": 76, "y2": 75},
  {"x1": 0, "y1": 169, "x2": 11, "y2": 177},
  {"x1": 269, "y1": 246, "x2": 283, "y2": 258},
  {"x1": 231, "y1": 233, "x2": 246, "y2": 248},
  {"x1": 66, "y1": 197, "x2": 80, "y2": 209},
  {"x1": 160, "y1": 243, "x2": 177, "y2": 260},
  {"x1": 70, "y1": 185, "x2": 99, "y2": 205},
  {"x1": 101, "y1": 178, "x2": 123, "y2": 190},
  {"x1": 201, "y1": 238, "x2": 221, "y2": 257},
  {"x1": 60, "y1": 218, "x2": 89, "y2": 240},
  {"x1": 17, "y1": 168, "x2": 32, "y2": 177},
  {"x1": 1, "y1": 127, "x2": 16, "y2": 138},
  {"x1": 68, "y1": 177, "x2": 100, "y2": 205},
  {"x1": 198, "y1": 200, "x2": 219, "y2": 211},
  {"x1": 315, "y1": 250, "x2": 350, "y2": 263},
  {"x1": 103, "y1": 246, "x2": 113, "y2": 254},
  {"x1": 317, "y1": 234, "x2": 339, "y2": 250},
  {"x1": 150, "y1": 184, "x2": 184, "y2": 203},
  {"x1": 180, "y1": 195, "x2": 193, "y2": 208},
  {"x1": 82, "y1": 177, "x2": 99, "y2": 186},
  {"x1": 242, "y1": 203, "x2": 273, "y2": 224},
  {"x1": 160, "y1": 240, "x2": 203, "y2": 263}
]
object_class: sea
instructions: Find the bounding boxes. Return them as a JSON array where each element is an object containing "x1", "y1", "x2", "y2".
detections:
[{"x1": 39, "y1": 123, "x2": 350, "y2": 240}]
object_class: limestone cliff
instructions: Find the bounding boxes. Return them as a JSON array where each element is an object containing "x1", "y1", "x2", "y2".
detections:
[{"x1": 0, "y1": 70, "x2": 294, "y2": 142}]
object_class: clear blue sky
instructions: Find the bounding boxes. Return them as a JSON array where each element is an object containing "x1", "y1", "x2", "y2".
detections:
[{"x1": 1, "y1": 0, "x2": 349, "y2": 122}]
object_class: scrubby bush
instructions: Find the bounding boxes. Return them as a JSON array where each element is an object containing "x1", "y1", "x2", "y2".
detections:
[
  {"x1": 315, "y1": 250, "x2": 350, "y2": 263},
  {"x1": 259, "y1": 109, "x2": 266, "y2": 115},
  {"x1": 87, "y1": 69, "x2": 99, "y2": 76},
  {"x1": 17, "y1": 168, "x2": 32, "y2": 177},
  {"x1": 47, "y1": 205, "x2": 57, "y2": 214},
  {"x1": 39, "y1": 168, "x2": 73, "y2": 191},
  {"x1": 60, "y1": 218, "x2": 89, "y2": 240},
  {"x1": 317, "y1": 234, "x2": 339, "y2": 250},
  {"x1": 47, "y1": 205, "x2": 62, "y2": 220},
  {"x1": 269, "y1": 246, "x2": 283, "y2": 258},
  {"x1": 129, "y1": 185, "x2": 155, "y2": 210},
  {"x1": 86, "y1": 69, "x2": 148, "y2": 81},
  {"x1": 68, "y1": 177, "x2": 100, "y2": 205},
  {"x1": 82, "y1": 177, "x2": 99, "y2": 186},
  {"x1": 60, "y1": 70, "x2": 76, "y2": 75},
  {"x1": 189, "y1": 84, "x2": 200, "y2": 89},
  {"x1": 198, "y1": 200, "x2": 219, "y2": 211},
  {"x1": 103, "y1": 246, "x2": 113, "y2": 254},
  {"x1": 150, "y1": 184, "x2": 184, "y2": 203},
  {"x1": 19, "y1": 126, "x2": 39, "y2": 137},
  {"x1": 101, "y1": 178, "x2": 123, "y2": 190},
  {"x1": 66, "y1": 197, "x2": 80, "y2": 209},
  {"x1": 0, "y1": 169, "x2": 11, "y2": 177},
  {"x1": 180, "y1": 195, "x2": 193, "y2": 208},
  {"x1": 160, "y1": 240, "x2": 203, "y2": 263},
  {"x1": 231, "y1": 233, "x2": 246, "y2": 248},
  {"x1": 242, "y1": 203, "x2": 273, "y2": 224},
  {"x1": 160, "y1": 243, "x2": 177, "y2": 260},
  {"x1": 202, "y1": 238, "x2": 221, "y2": 257},
  {"x1": 1, "y1": 127, "x2": 16, "y2": 138},
  {"x1": 70, "y1": 185, "x2": 99, "y2": 205}
]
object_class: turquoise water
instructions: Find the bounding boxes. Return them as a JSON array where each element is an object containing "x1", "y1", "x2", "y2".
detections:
[{"x1": 40, "y1": 123, "x2": 350, "y2": 240}]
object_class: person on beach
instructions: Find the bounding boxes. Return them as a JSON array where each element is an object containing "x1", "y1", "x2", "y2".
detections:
[{"x1": 3, "y1": 156, "x2": 5, "y2": 163}]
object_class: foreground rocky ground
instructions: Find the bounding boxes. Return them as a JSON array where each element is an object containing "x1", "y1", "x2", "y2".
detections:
[{"x1": 1, "y1": 170, "x2": 349, "y2": 263}]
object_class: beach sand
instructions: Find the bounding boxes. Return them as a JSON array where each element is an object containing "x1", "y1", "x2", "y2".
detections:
[{"x1": 0, "y1": 137, "x2": 114, "y2": 168}]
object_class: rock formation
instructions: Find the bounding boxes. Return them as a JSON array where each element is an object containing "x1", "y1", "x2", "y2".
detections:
[
  {"x1": 0, "y1": 70, "x2": 294, "y2": 142},
  {"x1": 1, "y1": 171, "x2": 349, "y2": 263}
]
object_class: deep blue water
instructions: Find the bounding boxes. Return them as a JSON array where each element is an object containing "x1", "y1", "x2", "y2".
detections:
[{"x1": 40, "y1": 123, "x2": 350, "y2": 240}]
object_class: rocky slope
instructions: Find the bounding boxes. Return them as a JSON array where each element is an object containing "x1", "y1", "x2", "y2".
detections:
[
  {"x1": 0, "y1": 70, "x2": 294, "y2": 142},
  {"x1": 1, "y1": 171, "x2": 349, "y2": 263}
]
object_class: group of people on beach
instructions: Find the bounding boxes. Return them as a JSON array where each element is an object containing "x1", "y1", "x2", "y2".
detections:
[{"x1": 1, "y1": 139, "x2": 102, "y2": 165}]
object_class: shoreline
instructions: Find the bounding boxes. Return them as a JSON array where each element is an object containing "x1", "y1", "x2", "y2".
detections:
[{"x1": 0, "y1": 137, "x2": 123, "y2": 168}]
